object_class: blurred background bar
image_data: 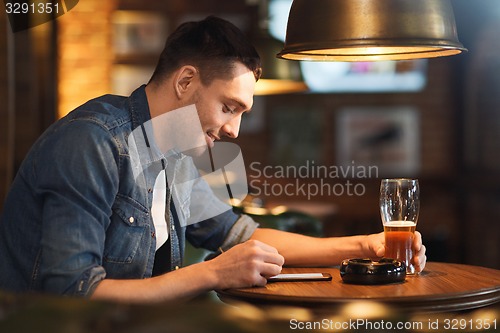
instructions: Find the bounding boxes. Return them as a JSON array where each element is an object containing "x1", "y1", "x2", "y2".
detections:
[{"x1": 0, "y1": 0, "x2": 500, "y2": 270}]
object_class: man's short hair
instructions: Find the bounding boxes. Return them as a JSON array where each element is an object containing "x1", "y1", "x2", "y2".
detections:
[{"x1": 149, "y1": 16, "x2": 262, "y2": 86}]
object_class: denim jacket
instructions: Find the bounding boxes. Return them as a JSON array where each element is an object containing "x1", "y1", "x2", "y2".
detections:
[{"x1": 0, "y1": 85, "x2": 258, "y2": 296}]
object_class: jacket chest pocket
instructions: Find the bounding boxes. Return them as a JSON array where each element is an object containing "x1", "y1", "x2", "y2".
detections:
[{"x1": 105, "y1": 195, "x2": 150, "y2": 264}]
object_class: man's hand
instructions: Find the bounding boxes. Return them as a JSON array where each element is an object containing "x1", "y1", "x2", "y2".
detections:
[
  {"x1": 412, "y1": 231, "x2": 427, "y2": 272},
  {"x1": 91, "y1": 239, "x2": 282, "y2": 303},
  {"x1": 208, "y1": 240, "x2": 284, "y2": 290},
  {"x1": 365, "y1": 231, "x2": 427, "y2": 273}
]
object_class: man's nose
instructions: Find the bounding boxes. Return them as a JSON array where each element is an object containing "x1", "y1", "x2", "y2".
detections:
[{"x1": 221, "y1": 115, "x2": 242, "y2": 139}]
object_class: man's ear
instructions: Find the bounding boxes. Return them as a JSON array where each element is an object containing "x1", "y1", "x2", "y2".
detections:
[{"x1": 173, "y1": 65, "x2": 198, "y2": 100}]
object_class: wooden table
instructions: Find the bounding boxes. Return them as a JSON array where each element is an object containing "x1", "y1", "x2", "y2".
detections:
[{"x1": 217, "y1": 262, "x2": 500, "y2": 313}]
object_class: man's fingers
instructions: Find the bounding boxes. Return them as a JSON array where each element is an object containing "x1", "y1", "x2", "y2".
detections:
[
  {"x1": 246, "y1": 240, "x2": 285, "y2": 266},
  {"x1": 260, "y1": 251, "x2": 285, "y2": 266},
  {"x1": 412, "y1": 231, "x2": 426, "y2": 273},
  {"x1": 413, "y1": 244, "x2": 427, "y2": 272},
  {"x1": 250, "y1": 239, "x2": 279, "y2": 254},
  {"x1": 413, "y1": 231, "x2": 423, "y2": 252},
  {"x1": 259, "y1": 262, "x2": 283, "y2": 279}
]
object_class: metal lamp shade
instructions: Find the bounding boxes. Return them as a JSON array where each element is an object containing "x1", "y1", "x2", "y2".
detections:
[{"x1": 277, "y1": 0, "x2": 467, "y2": 61}]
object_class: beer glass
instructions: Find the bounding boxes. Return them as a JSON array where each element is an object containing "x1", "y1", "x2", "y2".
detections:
[{"x1": 379, "y1": 178, "x2": 420, "y2": 274}]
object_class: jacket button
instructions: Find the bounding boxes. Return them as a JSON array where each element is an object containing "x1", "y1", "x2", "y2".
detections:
[
  {"x1": 129, "y1": 217, "x2": 134, "y2": 223},
  {"x1": 151, "y1": 232, "x2": 155, "y2": 238}
]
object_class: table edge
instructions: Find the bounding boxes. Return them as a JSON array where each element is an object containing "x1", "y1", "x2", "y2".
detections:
[{"x1": 217, "y1": 262, "x2": 500, "y2": 313}]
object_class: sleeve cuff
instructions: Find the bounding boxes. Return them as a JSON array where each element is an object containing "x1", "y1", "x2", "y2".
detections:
[
  {"x1": 74, "y1": 266, "x2": 107, "y2": 297},
  {"x1": 219, "y1": 214, "x2": 259, "y2": 251}
]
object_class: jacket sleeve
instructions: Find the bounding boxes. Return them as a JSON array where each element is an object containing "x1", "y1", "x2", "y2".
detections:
[
  {"x1": 185, "y1": 209, "x2": 258, "y2": 252},
  {"x1": 182, "y1": 165, "x2": 258, "y2": 252},
  {"x1": 33, "y1": 119, "x2": 119, "y2": 296}
]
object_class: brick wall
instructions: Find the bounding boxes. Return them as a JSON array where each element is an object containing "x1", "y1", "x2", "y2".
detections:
[{"x1": 57, "y1": 0, "x2": 117, "y2": 118}]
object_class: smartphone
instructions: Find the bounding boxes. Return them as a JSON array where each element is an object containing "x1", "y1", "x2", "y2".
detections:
[{"x1": 267, "y1": 273, "x2": 332, "y2": 282}]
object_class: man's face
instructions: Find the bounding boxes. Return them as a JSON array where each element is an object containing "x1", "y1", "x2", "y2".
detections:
[{"x1": 192, "y1": 62, "x2": 256, "y2": 148}]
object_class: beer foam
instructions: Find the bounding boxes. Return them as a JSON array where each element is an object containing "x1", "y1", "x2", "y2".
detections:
[{"x1": 384, "y1": 221, "x2": 416, "y2": 227}]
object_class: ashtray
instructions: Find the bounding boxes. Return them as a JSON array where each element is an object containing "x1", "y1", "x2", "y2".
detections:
[{"x1": 340, "y1": 258, "x2": 406, "y2": 285}]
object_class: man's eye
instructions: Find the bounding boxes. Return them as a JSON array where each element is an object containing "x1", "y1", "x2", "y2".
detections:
[{"x1": 223, "y1": 105, "x2": 235, "y2": 114}]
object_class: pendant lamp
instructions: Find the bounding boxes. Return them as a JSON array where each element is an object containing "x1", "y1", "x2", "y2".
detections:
[{"x1": 277, "y1": 0, "x2": 466, "y2": 61}]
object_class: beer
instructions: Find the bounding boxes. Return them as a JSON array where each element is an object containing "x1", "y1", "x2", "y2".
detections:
[{"x1": 384, "y1": 221, "x2": 416, "y2": 274}]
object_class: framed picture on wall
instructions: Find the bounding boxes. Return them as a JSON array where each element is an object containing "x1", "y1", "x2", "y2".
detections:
[
  {"x1": 336, "y1": 107, "x2": 420, "y2": 177},
  {"x1": 270, "y1": 107, "x2": 323, "y2": 167},
  {"x1": 112, "y1": 11, "x2": 168, "y2": 56}
]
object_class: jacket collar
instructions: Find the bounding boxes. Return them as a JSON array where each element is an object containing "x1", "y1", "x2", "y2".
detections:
[{"x1": 128, "y1": 85, "x2": 152, "y2": 131}]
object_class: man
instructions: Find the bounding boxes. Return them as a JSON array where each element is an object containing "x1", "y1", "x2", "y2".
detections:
[{"x1": 0, "y1": 16, "x2": 426, "y2": 303}]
